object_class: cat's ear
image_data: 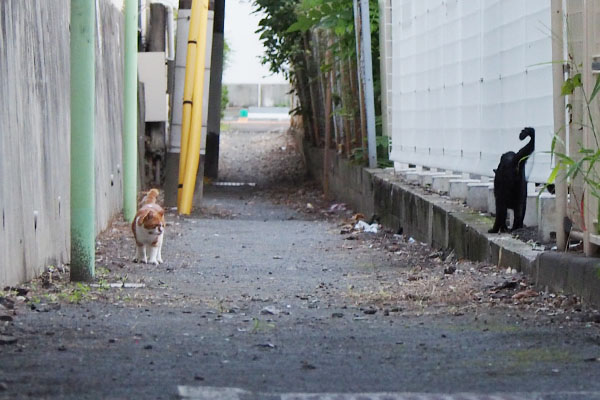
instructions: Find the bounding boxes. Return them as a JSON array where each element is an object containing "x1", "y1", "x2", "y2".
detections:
[
  {"x1": 137, "y1": 209, "x2": 151, "y2": 225},
  {"x1": 144, "y1": 210, "x2": 155, "y2": 222}
]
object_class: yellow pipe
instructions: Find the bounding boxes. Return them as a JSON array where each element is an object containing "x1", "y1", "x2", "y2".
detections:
[
  {"x1": 179, "y1": 0, "x2": 209, "y2": 214},
  {"x1": 177, "y1": 0, "x2": 202, "y2": 207}
]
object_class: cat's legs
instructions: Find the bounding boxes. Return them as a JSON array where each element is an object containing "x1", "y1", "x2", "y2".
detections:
[
  {"x1": 134, "y1": 243, "x2": 147, "y2": 263},
  {"x1": 489, "y1": 204, "x2": 508, "y2": 233},
  {"x1": 156, "y1": 234, "x2": 164, "y2": 264},
  {"x1": 512, "y1": 198, "x2": 527, "y2": 230},
  {"x1": 147, "y1": 245, "x2": 159, "y2": 265}
]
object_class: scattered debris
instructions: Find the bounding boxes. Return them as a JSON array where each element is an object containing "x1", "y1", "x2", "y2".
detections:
[
  {"x1": 30, "y1": 302, "x2": 61, "y2": 312},
  {"x1": 354, "y1": 220, "x2": 380, "y2": 234},
  {"x1": 3, "y1": 287, "x2": 28, "y2": 297},
  {"x1": 0, "y1": 335, "x2": 17, "y2": 345},
  {"x1": 301, "y1": 361, "x2": 317, "y2": 370},
  {"x1": 444, "y1": 265, "x2": 457, "y2": 275},
  {"x1": 0, "y1": 297, "x2": 15, "y2": 310},
  {"x1": 260, "y1": 306, "x2": 281, "y2": 315},
  {"x1": 328, "y1": 203, "x2": 347, "y2": 212},
  {"x1": 512, "y1": 289, "x2": 539, "y2": 300},
  {"x1": 256, "y1": 343, "x2": 276, "y2": 349},
  {"x1": 490, "y1": 280, "x2": 519, "y2": 293}
]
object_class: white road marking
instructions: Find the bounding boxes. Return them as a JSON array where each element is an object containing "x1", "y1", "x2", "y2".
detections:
[{"x1": 178, "y1": 387, "x2": 600, "y2": 400}]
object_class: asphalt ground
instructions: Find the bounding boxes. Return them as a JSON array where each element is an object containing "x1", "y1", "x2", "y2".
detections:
[
  {"x1": 0, "y1": 184, "x2": 599, "y2": 399},
  {"x1": 1, "y1": 129, "x2": 599, "y2": 399}
]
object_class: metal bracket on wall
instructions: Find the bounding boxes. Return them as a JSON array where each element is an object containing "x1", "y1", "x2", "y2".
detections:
[{"x1": 592, "y1": 56, "x2": 600, "y2": 74}]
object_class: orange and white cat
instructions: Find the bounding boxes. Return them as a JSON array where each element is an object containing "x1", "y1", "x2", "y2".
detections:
[{"x1": 132, "y1": 188, "x2": 165, "y2": 265}]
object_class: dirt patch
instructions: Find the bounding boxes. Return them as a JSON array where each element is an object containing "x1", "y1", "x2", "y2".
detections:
[{"x1": 217, "y1": 126, "x2": 305, "y2": 186}]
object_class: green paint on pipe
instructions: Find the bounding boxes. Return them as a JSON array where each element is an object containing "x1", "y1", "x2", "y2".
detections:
[
  {"x1": 70, "y1": 0, "x2": 95, "y2": 281},
  {"x1": 123, "y1": 0, "x2": 138, "y2": 222}
]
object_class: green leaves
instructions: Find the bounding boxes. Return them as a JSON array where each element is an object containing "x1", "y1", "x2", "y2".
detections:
[
  {"x1": 561, "y1": 73, "x2": 582, "y2": 95},
  {"x1": 590, "y1": 74, "x2": 600, "y2": 102}
]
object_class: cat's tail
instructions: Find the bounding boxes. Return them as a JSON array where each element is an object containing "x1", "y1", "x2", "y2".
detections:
[{"x1": 139, "y1": 188, "x2": 160, "y2": 206}]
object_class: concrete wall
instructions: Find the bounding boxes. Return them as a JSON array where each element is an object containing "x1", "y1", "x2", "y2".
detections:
[
  {"x1": 0, "y1": 1, "x2": 125, "y2": 286},
  {"x1": 225, "y1": 83, "x2": 291, "y2": 108}
]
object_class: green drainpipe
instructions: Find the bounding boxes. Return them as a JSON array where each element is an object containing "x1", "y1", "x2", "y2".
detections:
[{"x1": 70, "y1": 0, "x2": 96, "y2": 281}]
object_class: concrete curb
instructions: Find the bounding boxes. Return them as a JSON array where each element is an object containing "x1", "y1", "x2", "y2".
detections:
[{"x1": 305, "y1": 146, "x2": 600, "y2": 306}]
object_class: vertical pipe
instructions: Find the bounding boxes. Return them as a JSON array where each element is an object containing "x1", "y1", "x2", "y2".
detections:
[
  {"x1": 166, "y1": 6, "x2": 176, "y2": 61},
  {"x1": 70, "y1": 0, "x2": 96, "y2": 282},
  {"x1": 258, "y1": 83, "x2": 262, "y2": 107},
  {"x1": 123, "y1": 0, "x2": 138, "y2": 222},
  {"x1": 359, "y1": 0, "x2": 378, "y2": 168},
  {"x1": 583, "y1": 0, "x2": 597, "y2": 255},
  {"x1": 179, "y1": 0, "x2": 210, "y2": 215},
  {"x1": 353, "y1": 1, "x2": 367, "y2": 161},
  {"x1": 205, "y1": 0, "x2": 225, "y2": 180},
  {"x1": 378, "y1": 0, "x2": 389, "y2": 137},
  {"x1": 552, "y1": 0, "x2": 567, "y2": 251},
  {"x1": 178, "y1": 0, "x2": 202, "y2": 206},
  {"x1": 323, "y1": 38, "x2": 333, "y2": 200}
]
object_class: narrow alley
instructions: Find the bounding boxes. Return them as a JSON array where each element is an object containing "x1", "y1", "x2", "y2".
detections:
[{"x1": 1, "y1": 127, "x2": 599, "y2": 400}]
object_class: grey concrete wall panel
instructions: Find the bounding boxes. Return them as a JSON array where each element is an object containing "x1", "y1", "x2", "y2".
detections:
[
  {"x1": 95, "y1": 0, "x2": 125, "y2": 235},
  {"x1": 226, "y1": 84, "x2": 259, "y2": 107},
  {"x1": 260, "y1": 84, "x2": 291, "y2": 107},
  {"x1": 225, "y1": 84, "x2": 291, "y2": 108},
  {"x1": 0, "y1": 1, "x2": 124, "y2": 286}
]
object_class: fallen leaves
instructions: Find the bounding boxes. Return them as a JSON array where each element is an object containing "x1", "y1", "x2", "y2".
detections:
[{"x1": 512, "y1": 289, "x2": 539, "y2": 300}]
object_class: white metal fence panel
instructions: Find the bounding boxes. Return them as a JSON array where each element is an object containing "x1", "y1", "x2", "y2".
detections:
[{"x1": 391, "y1": 0, "x2": 553, "y2": 183}]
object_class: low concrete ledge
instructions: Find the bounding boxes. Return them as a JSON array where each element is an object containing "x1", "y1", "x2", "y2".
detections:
[
  {"x1": 303, "y1": 145, "x2": 599, "y2": 306},
  {"x1": 371, "y1": 169, "x2": 539, "y2": 271},
  {"x1": 536, "y1": 252, "x2": 600, "y2": 305}
]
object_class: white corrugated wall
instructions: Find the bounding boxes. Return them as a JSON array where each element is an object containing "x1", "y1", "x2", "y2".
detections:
[{"x1": 390, "y1": 0, "x2": 553, "y2": 183}]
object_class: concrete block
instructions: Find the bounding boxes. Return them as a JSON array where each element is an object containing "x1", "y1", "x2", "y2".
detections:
[
  {"x1": 524, "y1": 193, "x2": 538, "y2": 228},
  {"x1": 400, "y1": 168, "x2": 423, "y2": 182},
  {"x1": 431, "y1": 174, "x2": 462, "y2": 194},
  {"x1": 537, "y1": 192, "x2": 556, "y2": 242},
  {"x1": 393, "y1": 162, "x2": 410, "y2": 172},
  {"x1": 420, "y1": 172, "x2": 449, "y2": 186},
  {"x1": 487, "y1": 186, "x2": 496, "y2": 215},
  {"x1": 466, "y1": 183, "x2": 493, "y2": 212},
  {"x1": 448, "y1": 179, "x2": 480, "y2": 201}
]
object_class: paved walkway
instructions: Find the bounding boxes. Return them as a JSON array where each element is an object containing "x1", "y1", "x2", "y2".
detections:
[{"x1": 0, "y1": 186, "x2": 599, "y2": 399}]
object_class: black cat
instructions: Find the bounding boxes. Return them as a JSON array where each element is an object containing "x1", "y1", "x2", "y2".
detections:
[{"x1": 488, "y1": 127, "x2": 535, "y2": 233}]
